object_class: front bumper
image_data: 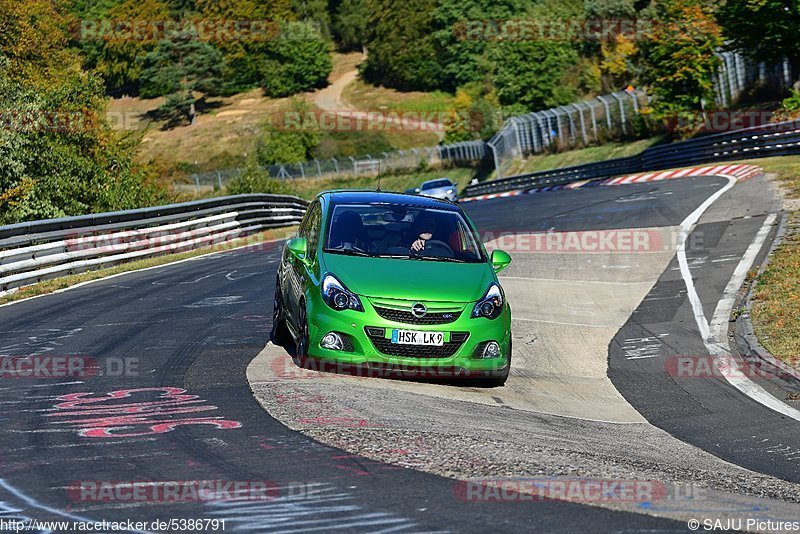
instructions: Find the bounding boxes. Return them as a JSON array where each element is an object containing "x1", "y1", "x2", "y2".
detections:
[{"x1": 304, "y1": 293, "x2": 511, "y2": 377}]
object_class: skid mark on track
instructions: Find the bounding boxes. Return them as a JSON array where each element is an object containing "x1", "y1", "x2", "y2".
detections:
[{"x1": 205, "y1": 483, "x2": 430, "y2": 533}]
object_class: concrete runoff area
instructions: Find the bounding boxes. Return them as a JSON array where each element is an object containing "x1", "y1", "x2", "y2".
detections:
[{"x1": 248, "y1": 172, "x2": 800, "y2": 527}]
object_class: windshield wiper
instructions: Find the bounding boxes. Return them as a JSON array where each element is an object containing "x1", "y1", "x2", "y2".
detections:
[
  {"x1": 406, "y1": 255, "x2": 466, "y2": 263},
  {"x1": 326, "y1": 247, "x2": 374, "y2": 258}
]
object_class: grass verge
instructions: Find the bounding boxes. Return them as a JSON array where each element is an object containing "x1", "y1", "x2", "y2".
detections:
[
  {"x1": 0, "y1": 226, "x2": 297, "y2": 307},
  {"x1": 505, "y1": 137, "x2": 663, "y2": 176},
  {"x1": 272, "y1": 167, "x2": 484, "y2": 200},
  {"x1": 747, "y1": 155, "x2": 800, "y2": 364}
]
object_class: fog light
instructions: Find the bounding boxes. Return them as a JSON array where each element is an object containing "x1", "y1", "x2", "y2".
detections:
[
  {"x1": 321, "y1": 332, "x2": 343, "y2": 350},
  {"x1": 482, "y1": 341, "x2": 501, "y2": 359}
]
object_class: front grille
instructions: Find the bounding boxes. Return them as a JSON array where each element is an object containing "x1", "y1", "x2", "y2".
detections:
[
  {"x1": 374, "y1": 306, "x2": 462, "y2": 325},
  {"x1": 365, "y1": 327, "x2": 468, "y2": 358}
]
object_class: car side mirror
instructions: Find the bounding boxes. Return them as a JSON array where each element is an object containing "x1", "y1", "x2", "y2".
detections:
[
  {"x1": 287, "y1": 237, "x2": 308, "y2": 263},
  {"x1": 490, "y1": 249, "x2": 511, "y2": 273}
]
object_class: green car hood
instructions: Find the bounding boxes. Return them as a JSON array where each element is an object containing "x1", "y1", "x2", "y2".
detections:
[{"x1": 321, "y1": 253, "x2": 495, "y2": 303}]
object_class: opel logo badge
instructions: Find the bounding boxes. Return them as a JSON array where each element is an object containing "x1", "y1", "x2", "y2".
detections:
[{"x1": 411, "y1": 302, "x2": 427, "y2": 318}]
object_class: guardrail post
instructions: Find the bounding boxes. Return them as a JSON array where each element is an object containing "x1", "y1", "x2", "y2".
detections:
[
  {"x1": 488, "y1": 141, "x2": 502, "y2": 180},
  {"x1": 597, "y1": 95, "x2": 612, "y2": 130},
  {"x1": 572, "y1": 104, "x2": 588, "y2": 145},
  {"x1": 610, "y1": 93, "x2": 626, "y2": 134}
]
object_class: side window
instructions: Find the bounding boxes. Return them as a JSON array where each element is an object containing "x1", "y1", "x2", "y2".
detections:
[
  {"x1": 305, "y1": 202, "x2": 322, "y2": 262},
  {"x1": 298, "y1": 204, "x2": 314, "y2": 238}
]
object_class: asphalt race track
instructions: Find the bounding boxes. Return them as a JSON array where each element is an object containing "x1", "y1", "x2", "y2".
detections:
[{"x1": 0, "y1": 173, "x2": 795, "y2": 532}]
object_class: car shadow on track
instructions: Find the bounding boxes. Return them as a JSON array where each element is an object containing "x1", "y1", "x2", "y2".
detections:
[{"x1": 273, "y1": 337, "x2": 503, "y2": 388}]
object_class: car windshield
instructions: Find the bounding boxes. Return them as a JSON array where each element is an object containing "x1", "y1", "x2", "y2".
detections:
[
  {"x1": 324, "y1": 203, "x2": 485, "y2": 263},
  {"x1": 421, "y1": 179, "x2": 452, "y2": 190}
]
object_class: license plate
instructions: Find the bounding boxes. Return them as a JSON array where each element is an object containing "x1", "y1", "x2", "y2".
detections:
[{"x1": 391, "y1": 329, "x2": 444, "y2": 346}]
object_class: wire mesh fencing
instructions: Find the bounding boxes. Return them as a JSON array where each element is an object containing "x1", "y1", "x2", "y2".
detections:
[{"x1": 488, "y1": 90, "x2": 649, "y2": 179}]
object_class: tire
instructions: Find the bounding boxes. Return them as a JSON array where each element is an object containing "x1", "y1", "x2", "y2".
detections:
[
  {"x1": 295, "y1": 301, "x2": 310, "y2": 365},
  {"x1": 482, "y1": 339, "x2": 512, "y2": 387},
  {"x1": 270, "y1": 276, "x2": 291, "y2": 346}
]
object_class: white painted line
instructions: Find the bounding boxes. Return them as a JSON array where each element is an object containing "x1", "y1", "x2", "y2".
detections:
[
  {"x1": 676, "y1": 175, "x2": 738, "y2": 341},
  {"x1": 673, "y1": 168, "x2": 695, "y2": 178},
  {"x1": 678, "y1": 204, "x2": 800, "y2": 420},
  {"x1": 0, "y1": 236, "x2": 287, "y2": 309}
]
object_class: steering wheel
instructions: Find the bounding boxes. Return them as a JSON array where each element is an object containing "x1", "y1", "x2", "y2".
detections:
[{"x1": 418, "y1": 239, "x2": 454, "y2": 258}]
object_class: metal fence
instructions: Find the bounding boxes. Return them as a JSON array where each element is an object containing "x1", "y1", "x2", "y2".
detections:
[
  {"x1": 0, "y1": 194, "x2": 308, "y2": 295},
  {"x1": 487, "y1": 90, "x2": 649, "y2": 179},
  {"x1": 185, "y1": 141, "x2": 489, "y2": 192},
  {"x1": 714, "y1": 50, "x2": 794, "y2": 108},
  {"x1": 182, "y1": 51, "x2": 794, "y2": 191},
  {"x1": 464, "y1": 118, "x2": 800, "y2": 197}
]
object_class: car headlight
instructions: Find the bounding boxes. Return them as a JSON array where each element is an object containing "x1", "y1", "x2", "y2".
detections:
[
  {"x1": 322, "y1": 273, "x2": 363, "y2": 312},
  {"x1": 471, "y1": 283, "x2": 504, "y2": 319},
  {"x1": 447, "y1": 189, "x2": 454, "y2": 195}
]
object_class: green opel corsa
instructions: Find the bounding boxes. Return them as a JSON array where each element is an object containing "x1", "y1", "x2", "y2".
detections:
[{"x1": 271, "y1": 190, "x2": 513, "y2": 386}]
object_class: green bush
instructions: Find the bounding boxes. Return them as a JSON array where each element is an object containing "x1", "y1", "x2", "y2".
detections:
[{"x1": 226, "y1": 162, "x2": 293, "y2": 195}]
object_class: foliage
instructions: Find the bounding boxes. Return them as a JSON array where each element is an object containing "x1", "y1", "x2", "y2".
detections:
[
  {"x1": 291, "y1": 0, "x2": 331, "y2": 39},
  {"x1": 638, "y1": 0, "x2": 723, "y2": 136},
  {"x1": 72, "y1": 0, "x2": 170, "y2": 95},
  {"x1": 442, "y1": 83, "x2": 501, "y2": 143},
  {"x1": 716, "y1": 0, "x2": 800, "y2": 73},
  {"x1": 139, "y1": 38, "x2": 224, "y2": 125},
  {"x1": 332, "y1": 0, "x2": 368, "y2": 51},
  {"x1": 775, "y1": 89, "x2": 800, "y2": 121},
  {"x1": 225, "y1": 159, "x2": 293, "y2": 194},
  {"x1": 259, "y1": 22, "x2": 332, "y2": 98},
  {"x1": 0, "y1": 57, "x2": 164, "y2": 224},
  {"x1": 361, "y1": 0, "x2": 442, "y2": 91},
  {"x1": 255, "y1": 99, "x2": 321, "y2": 165}
]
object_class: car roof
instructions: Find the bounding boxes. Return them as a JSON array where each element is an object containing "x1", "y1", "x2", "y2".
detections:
[
  {"x1": 319, "y1": 190, "x2": 460, "y2": 210},
  {"x1": 421, "y1": 178, "x2": 453, "y2": 185}
]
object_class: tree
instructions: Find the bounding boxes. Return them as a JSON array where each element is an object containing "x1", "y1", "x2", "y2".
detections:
[
  {"x1": 332, "y1": 0, "x2": 368, "y2": 51},
  {"x1": 259, "y1": 21, "x2": 332, "y2": 98},
  {"x1": 717, "y1": 0, "x2": 800, "y2": 78},
  {"x1": 290, "y1": 0, "x2": 331, "y2": 39},
  {"x1": 0, "y1": 57, "x2": 163, "y2": 224},
  {"x1": 74, "y1": 0, "x2": 171, "y2": 95},
  {"x1": 255, "y1": 99, "x2": 320, "y2": 165},
  {"x1": 638, "y1": 0, "x2": 723, "y2": 135},
  {"x1": 139, "y1": 39, "x2": 224, "y2": 125},
  {"x1": 361, "y1": 0, "x2": 442, "y2": 91},
  {"x1": 432, "y1": 0, "x2": 535, "y2": 92}
]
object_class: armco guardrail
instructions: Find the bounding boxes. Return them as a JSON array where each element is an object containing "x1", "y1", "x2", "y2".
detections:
[
  {"x1": 0, "y1": 194, "x2": 308, "y2": 295},
  {"x1": 465, "y1": 118, "x2": 800, "y2": 196}
]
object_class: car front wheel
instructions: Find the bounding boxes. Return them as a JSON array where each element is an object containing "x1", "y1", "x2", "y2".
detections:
[{"x1": 271, "y1": 276, "x2": 291, "y2": 346}]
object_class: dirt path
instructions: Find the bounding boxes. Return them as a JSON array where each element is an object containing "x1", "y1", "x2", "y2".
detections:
[{"x1": 312, "y1": 60, "x2": 446, "y2": 141}]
